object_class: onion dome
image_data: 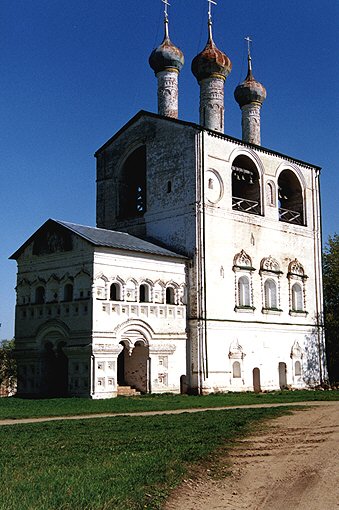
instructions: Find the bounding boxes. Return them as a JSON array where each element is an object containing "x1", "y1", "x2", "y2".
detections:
[
  {"x1": 149, "y1": 20, "x2": 184, "y2": 74},
  {"x1": 234, "y1": 56, "x2": 266, "y2": 107},
  {"x1": 191, "y1": 22, "x2": 232, "y2": 82}
]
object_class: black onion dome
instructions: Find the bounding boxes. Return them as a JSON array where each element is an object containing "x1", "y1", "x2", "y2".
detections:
[
  {"x1": 192, "y1": 31, "x2": 232, "y2": 82},
  {"x1": 234, "y1": 62, "x2": 266, "y2": 107},
  {"x1": 149, "y1": 33, "x2": 184, "y2": 74}
]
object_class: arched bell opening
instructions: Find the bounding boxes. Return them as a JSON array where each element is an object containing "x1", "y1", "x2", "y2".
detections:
[
  {"x1": 119, "y1": 146, "x2": 147, "y2": 219},
  {"x1": 232, "y1": 156, "x2": 261, "y2": 215},
  {"x1": 278, "y1": 170, "x2": 304, "y2": 225}
]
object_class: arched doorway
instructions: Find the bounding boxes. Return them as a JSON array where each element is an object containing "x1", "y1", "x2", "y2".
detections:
[
  {"x1": 117, "y1": 339, "x2": 150, "y2": 393},
  {"x1": 253, "y1": 367, "x2": 261, "y2": 393},
  {"x1": 279, "y1": 362, "x2": 287, "y2": 389},
  {"x1": 42, "y1": 340, "x2": 68, "y2": 397},
  {"x1": 38, "y1": 324, "x2": 70, "y2": 397}
]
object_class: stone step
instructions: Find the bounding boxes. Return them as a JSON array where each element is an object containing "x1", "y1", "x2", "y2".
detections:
[{"x1": 117, "y1": 385, "x2": 141, "y2": 397}]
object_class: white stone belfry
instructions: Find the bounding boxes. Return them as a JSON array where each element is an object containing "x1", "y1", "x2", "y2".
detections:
[{"x1": 10, "y1": 7, "x2": 327, "y2": 399}]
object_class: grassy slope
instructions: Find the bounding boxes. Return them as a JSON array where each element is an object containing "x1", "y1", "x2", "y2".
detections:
[
  {"x1": 0, "y1": 407, "x2": 292, "y2": 510},
  {"x1": 0, "y1": 389, "x2": 338, "y2": 420}
]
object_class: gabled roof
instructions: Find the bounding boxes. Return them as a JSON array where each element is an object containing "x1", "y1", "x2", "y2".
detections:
[
  {"x1": 94, "y1": 110, "x2": 321, "y2": 171},
  {"x1": 9, "y1": 219, "x2": 187, "y2": 260}
]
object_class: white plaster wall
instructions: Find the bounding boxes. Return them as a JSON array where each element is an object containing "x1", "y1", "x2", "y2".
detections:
[
  {"x1": 91, "y1": 248, "x2": 187, "y2": 397},
  {"x1": 201, "y1": 322, "x2": 318, "y2": 392},
  {"x1": 15, "y1": 235, "x2": 94, "y2": 345},
  {"x1": 197, "y1": 133, "x2": 324, "y2": 391}
]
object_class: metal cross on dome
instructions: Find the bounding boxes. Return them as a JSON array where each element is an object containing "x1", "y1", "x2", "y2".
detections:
[
  {"x1": 162, "y1": 0, "x2": 170, "y2": 20},
  {"x1": 208, "y1": 0, "x2": 217, "y2": 22},
  {"x1": 245, "y1": 36, "x2": 252, "y2": 57}
]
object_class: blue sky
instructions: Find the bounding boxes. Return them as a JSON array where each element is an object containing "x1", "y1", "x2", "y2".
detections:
[{"x1": 1, "y1": 0, "x2": 338, "y2": 339}]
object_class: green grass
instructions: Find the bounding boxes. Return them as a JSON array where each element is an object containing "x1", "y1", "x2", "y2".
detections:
[
  {"x1": 0, "y1": 389, "x2": 338, "y2": 420},
  {"x1": 0, "y1": 407, "x2": 292, "y2": 510}
]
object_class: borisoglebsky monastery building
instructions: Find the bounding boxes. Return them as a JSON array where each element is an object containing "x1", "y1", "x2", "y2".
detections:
[{"x1": 10, "y1": 2, "x2": 327, "y2": 398}]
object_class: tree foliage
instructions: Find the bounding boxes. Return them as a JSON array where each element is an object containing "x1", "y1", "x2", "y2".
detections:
[
  {"x1": 323, "y1": 234, "x2": 339, "y2": 383},
  {"x1": 0, "y1": 339, "x2": 16, "y2": 393}
]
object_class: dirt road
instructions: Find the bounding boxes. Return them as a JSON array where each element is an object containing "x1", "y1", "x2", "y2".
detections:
[{"x1": 165, "y1": 403, "x2": 339, "y2": 510}]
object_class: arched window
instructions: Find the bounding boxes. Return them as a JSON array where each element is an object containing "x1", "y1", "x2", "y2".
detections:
[
  {"x1": 119, "y1": 146, "x2": 147, "y2": 219},
  {"x1": 166, "y1": 287, "x2": 175, "y2": 305},
  {"x1": 238, "y1": 276, "x2": 250, "y2": 307},
  {"x1": 278, "y1": 170, "x2": 304, "y2": 225},
  {"x1": 232, "y1": 155, "x2": 261, "y2": 215},
  {"x1": 35, "y1": 286, "x2": 45, "y2": 304},
  {"x1": 232, "y1": 361, "x2": 241, "y2": 378},
  {"x1": 64, "y1": 284, "x2": 73, "y2": 302},
  {"x1": 291, "y1": 283, "x2": 303, "y2": 311},
  {"x1": 139, "y1": 284, "x2": 150, "y2": 303},
  {"x1": 295, "y1": 360, "x2": 302, "y2": 376},
  {"x1": 110, "y1": 283, "x2": 121, "y2": 301},
  {"x1": 264, "y1": 279, "x2": 277, "y2": 309}
]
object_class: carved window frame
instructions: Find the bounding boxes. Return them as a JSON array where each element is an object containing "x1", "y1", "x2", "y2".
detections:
[
  {"x1": 228, "y1": 340, "x2": 245, "y2": 382},
  {"x1": 288, "y1": 259, "x2": 308, "y2": 317},
  {"x1": 233, "y1": 250, "x2": 255, "y2": 312},
  {"x1": 260, "y1": 256, "x2": 283, "y2": 314},
  {"x1": 290, "y1": 340, "x2": 303, "y2": 380}
]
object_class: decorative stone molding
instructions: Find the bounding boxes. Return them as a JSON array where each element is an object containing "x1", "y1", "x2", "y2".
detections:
[
  {"x1": 260, "y1": 256, "x2": 282, "y2": 275},
  {"x1": 290, "y1": 340, "x2": 303, "y2": 359},
  {"x1": 228, "y1": 339, "x2": 245, "y2": 360},
  {"x1": 149, "y1": 343, "x2": 176, "y2": 355},
  {"x1": 93, "y1": 344, "x2": 122, "y2": 355},
  {"x1": 233, "y1": 249, "x2": 254, "y2": 271},
  {"x1": 288, "y1": 259, "x2": 307, "y2": 280}
]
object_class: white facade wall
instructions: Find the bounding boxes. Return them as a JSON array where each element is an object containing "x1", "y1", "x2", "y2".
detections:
[
  {"x1": 14, "y1": 235, "x2": 93, "y2": 397},
  {"x1": 90, "y1": 248, "x2": 187, "y2": 398},
  {"x1": 14, "y1": 231, "x2": 187, "y2": 399},
  {"x1": 197, "y1": 132, "x2": 325, "y2": 392}
]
